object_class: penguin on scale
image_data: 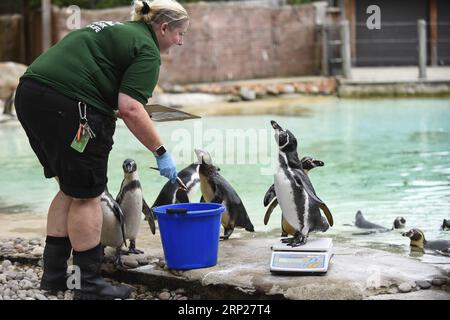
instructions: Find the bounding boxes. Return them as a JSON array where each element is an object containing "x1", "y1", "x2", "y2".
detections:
[{"x1": 267, "y1": 121, "x2": 334, "y2": 274}]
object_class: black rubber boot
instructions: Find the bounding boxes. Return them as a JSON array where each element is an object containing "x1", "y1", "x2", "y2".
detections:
[
  {"x1": 40, "y1": 236, "x2": 72, "y2": 292},
  {"x1": 72, "y1": 244, "x2": 132, "y2": 300}
]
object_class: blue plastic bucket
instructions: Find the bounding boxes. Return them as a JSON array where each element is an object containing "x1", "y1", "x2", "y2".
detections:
[{"x1": 153, "y1": 203, "x2": 225, "y2": 270}]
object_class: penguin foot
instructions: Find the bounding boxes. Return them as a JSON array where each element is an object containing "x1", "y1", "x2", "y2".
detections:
[
  {"x1": 127, "y1": 248, "x2": 144, "y2": 255},
  {"x1": 281, "y1": 235, "x2": 307, "y2": 247},
  {"x1": 125, "y1": 240, "x2": 144, "y2": 255}
]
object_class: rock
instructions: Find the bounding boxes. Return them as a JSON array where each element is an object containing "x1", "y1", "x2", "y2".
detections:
[
  {"x1": 18, "y1": 293, "x2": 27, "y2": 300},
  {"x1": 35, "y1": 293, "x2": 48, "y2": 300},
  {"x1": 0, "y1": 62, "x2": 27, "y2": 99},
  {"x1": 282, "y1": 84, "x2": 295, "y2": 94},
  {"x1": 1, "y1": 260, "x2": 12, "y2": 270},
  {"x1": 0, "y1": 274, "x2": 7, "y2": 284},
  {"x1": 388, "y1": 286, "x2": 399, "y2": 294},
  {"x1": 415, "y1": 280, "x2": 431, "y2": 290},
  {"x1": 239, "y1": 87, "x2": 256, "y2": 101},
  {"x1": 30, "y1": 246, "x2": 44, "y2": 257},
  {"x1": 4, "y1": 288, "x2": 11, "y2": 297},
  {"x1": 19, "y1": 279, "x2": 33, "y2": 290},
  {"x1": 432, "y1": 278, "x2": 446, "y2": 286},
  {"x1": 136, "y1": 257, "x2": 149, "y2": 266},
  {"x1": 175, "y1": 288, "x2": 186, "y2": 295},
  {"x1": 158, "y1": 291, "x2": 171, "y2": 300},
  {"x1": 171, "y1": 85, "x2": 186, "y2": 94},
  {"x1": 178, "y1": 296, "x2": 188, "y2": 300},
  {"x1": 29, "y1": 239, "x2": 41, "y2": 246},
  {"x1": 398, "y1": 283, "x2": 412, "y2": 293},
  {"x1": 122, "y1": 258, "x2": 139, "y2": 269}
]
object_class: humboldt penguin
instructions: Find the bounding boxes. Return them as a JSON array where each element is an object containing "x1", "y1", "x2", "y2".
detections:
[
  {"x1": 270, "y1": 120, "x2": 333, "y2": 246},
  {"x1": 441, "y1": 219, "x2": 450, "y2": 231},
  {"x1": 352, "y1": 211, "x2": 406, "y2": 235},
  {"x1": 194, "y1": 149, "x2": 254, "y2": 239},
  {"x1": 264, "y1": 156, "x2": 324, "y2": 237},
  {"x1": 100, "y1": 188, "x2": 127, "y2": 266},
  {"x1": 152, "y1": 163, "x2": 200, "y2": 207},
  {"x1": 402, "y1": 228, "x2": 450, "y2": 253},
  {"x1": 116, "y1": 159, "x2": 156, "y2": 254}
]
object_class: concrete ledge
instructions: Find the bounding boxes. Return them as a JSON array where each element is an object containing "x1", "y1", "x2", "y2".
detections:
[{"x1": 103, "y1": 236, "x2": 450, "y2": 300}]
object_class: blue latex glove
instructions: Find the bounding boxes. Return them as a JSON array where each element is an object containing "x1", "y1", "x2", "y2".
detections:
[{"x1": 155, "y1": 152, "x2": 177, "y2": 184}]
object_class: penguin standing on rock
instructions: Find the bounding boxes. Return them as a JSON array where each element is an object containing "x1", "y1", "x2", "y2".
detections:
[
  {"x1": 117, "y1": 159, "x2": 155, "y2": 254},
  {"x1": 270, "y1": 120, "x2": 333, "y2": 246},
  {"x1": 264, "y1": 156, "x2": 325, "y2": 237},
  {"x1": 100, "y1": 188, "x2": 127, "y2": 266},
  {"x1": 152, "y1": 163, "x2": 200, "y2": 207},
  {"x1": 195, "y1": 149, "x2": 254, "y2": 240}
]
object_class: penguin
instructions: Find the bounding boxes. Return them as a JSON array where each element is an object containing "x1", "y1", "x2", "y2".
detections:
[
  {"x1": 194, "y1": 149, "x2": 254, "y2": 239},
  {"x1": 270, "y1": 120, "x2": 333, "y2": 247},
  {"x1": 100, "y1": 188, "x2": 127, "y2": 266},
  {"x1": 441, "y1": 219, "x2": 450, "y2": 231},
  {"x1": 402, "y1": 228, "x2": 450, "y2": 253},
  {"x1": 152, "y1": 163, "x2": 200, "y2": 207},
  {"x1": 352, "y1": 211, "x2": 406, "y2": 235},
  {"x1": 263, "y1": 156, "x2": 324, "y2": 237},
  {"x1": 393, "y1": 216, "x2": 407, "y2": 229},
  {"x1": 116, "y1": 159, "x2": 156, "y2": 254}
]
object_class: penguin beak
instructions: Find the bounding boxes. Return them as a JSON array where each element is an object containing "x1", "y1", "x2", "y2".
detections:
[
  {"x1": 270, "y1": 120, "x2": 283, "y2": 131},
  {"x1": 402, "y1": 230, "x2": 412, "y2": 238},
  {"x1": 313, "y1": 160, "x2": 324, "y2": 167}
]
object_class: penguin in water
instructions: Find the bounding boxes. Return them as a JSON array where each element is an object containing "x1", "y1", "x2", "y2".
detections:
[
  {"x1": 264, "y1": 156, "x2": 324, "y2": 237},
  {"x1": 117, "y1": 159, "x2": 156, "y2": 254},
  {"x1": 195, "y1": 149, "x2": 254, "y2": 239},
  {"x1": 270, "y1": 120, "x2": 333, "y2": 246},
  {"x1": 351, "y1": 211, "x2": 406, "y2": 235},
  {"x1": 152, "y1": 164, "x2": 200, "y2": 207},
  {"x1": 402, "y1": 228, "x2": 450, "y2": 253},
  {"x1": 100, "y1": 188, "x2": 127, "y2": 266},
  {"x1": 441, "y1": 219, "x2": 450, "y2": 231}
]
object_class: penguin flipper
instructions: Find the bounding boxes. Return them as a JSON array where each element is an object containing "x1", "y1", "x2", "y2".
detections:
[
  {"x1": 142, "y1": 199, "x2": 156, "y2": 235},
  {"x1": 293, "y1": 171, "x2": 334, "y2": 227},
  {"x1": 112, "y1": 201, "x2": 127, "y2": 248},
  {"x1": 319, "y1": 203, "x2": 334, "y2": 227},
  {"x1": 264, "y1": 198, "x2": 278, "y2": 225},
  {"x1": 263, "y1": 184, "x2": 276, "y2": 207}
]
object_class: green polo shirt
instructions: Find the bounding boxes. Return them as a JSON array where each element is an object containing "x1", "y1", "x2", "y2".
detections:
[{"x1": 22, "y1": 21, "x2": 160, "y2": 116}]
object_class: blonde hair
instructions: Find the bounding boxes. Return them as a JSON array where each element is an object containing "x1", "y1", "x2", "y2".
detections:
[{"x1": 132, "y1": 0, "x2": 189, "y2": 29}]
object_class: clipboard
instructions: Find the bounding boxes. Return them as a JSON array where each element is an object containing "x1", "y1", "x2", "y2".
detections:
[{"x1": 144, "y1": 104, "x2": 201, "y2": 122}]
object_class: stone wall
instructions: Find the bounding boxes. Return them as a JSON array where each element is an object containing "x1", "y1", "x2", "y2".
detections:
[
  {"x1": 52, "y1": 3, "x2": 318, "y2": 84},
  {"x1": 0, "y1": 14, "x2": 23, "y2": 62}
]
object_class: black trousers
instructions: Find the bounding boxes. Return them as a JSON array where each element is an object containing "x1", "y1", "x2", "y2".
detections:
[{"x1": 15, "y1": 79, "x2": 116, "y2": 198}]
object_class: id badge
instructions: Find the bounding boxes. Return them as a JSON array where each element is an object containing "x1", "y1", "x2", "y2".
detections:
[{"x1": 70, "y1": 131, "x2": 90, "y2": 153}]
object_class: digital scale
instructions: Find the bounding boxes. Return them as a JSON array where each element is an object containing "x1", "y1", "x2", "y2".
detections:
[{"x1": 270, "y1": 237, "x2": 333, "y2": 274}]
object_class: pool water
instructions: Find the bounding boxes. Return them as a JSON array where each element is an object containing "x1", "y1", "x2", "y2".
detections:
[{"x1": 1, "y1": 98, "x2": 449, "y2": 253}]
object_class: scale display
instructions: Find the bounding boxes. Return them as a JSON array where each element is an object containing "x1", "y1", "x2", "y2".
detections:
[{"x1": 270, "y1": 238, "x2": 333, "y2": 274}]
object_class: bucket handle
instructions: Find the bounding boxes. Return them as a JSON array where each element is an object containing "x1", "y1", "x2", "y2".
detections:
[{"x1": 166, "y1": 208, "x2": 188, "y2": 214}]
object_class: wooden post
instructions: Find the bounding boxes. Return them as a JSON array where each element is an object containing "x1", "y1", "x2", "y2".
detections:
[
  {"x1": 321, "y1": 25, "x2": 329, "y2": 76},
  {"x1": 42, "y1": 0, "x2": 52, "y2": 52},
  {"x1": 429, "y1": 0, "x2": 438, "y2": 66},
  {"x1": 418, "y1": 19, "x2": 427, "y2": 80},
  {"x1": 340, "y1": 20, "x2": 352, "y2": 79}
]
